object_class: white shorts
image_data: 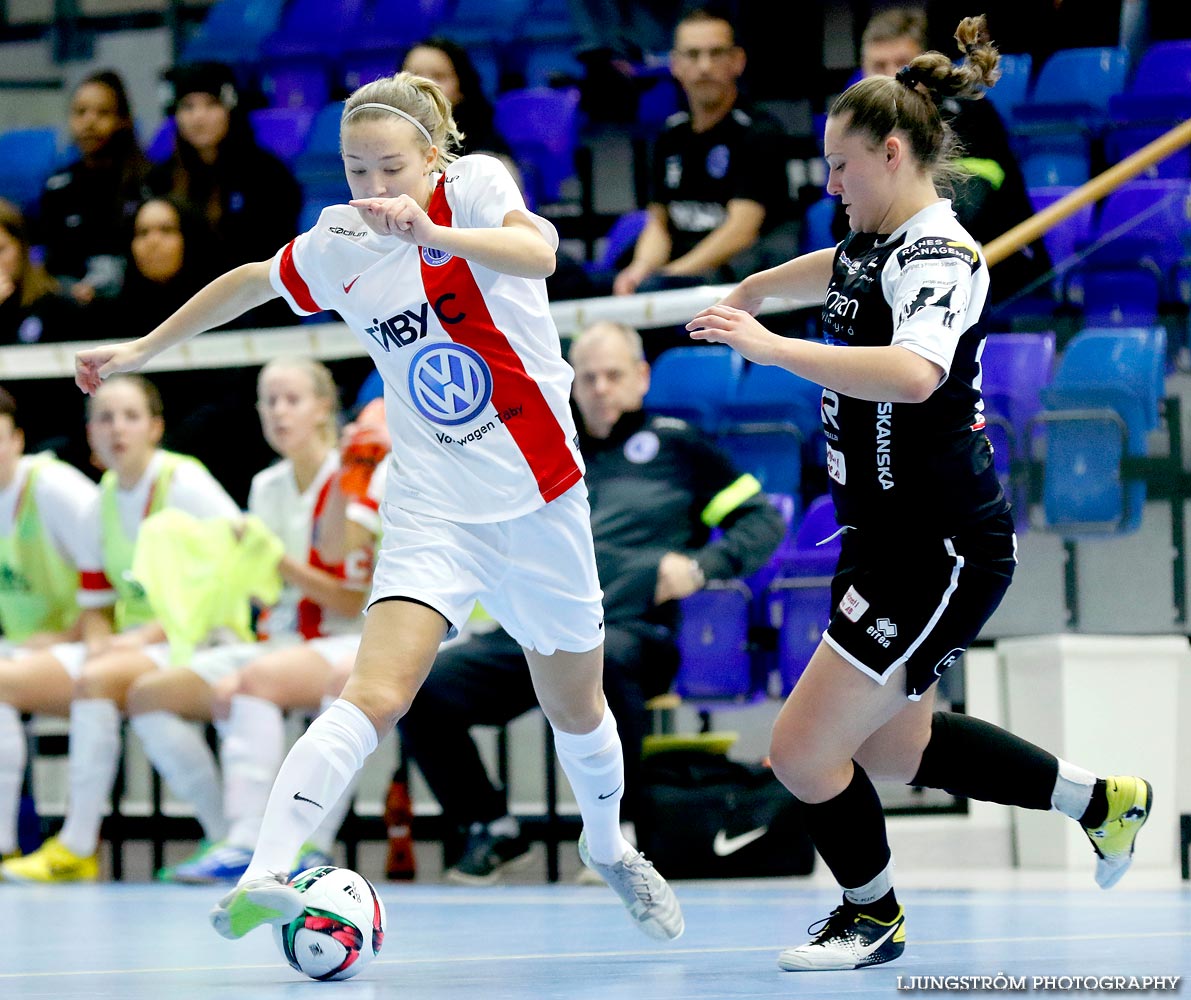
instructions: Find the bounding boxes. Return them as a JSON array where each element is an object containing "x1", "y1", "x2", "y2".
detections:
[
  {"x1": 368, "y1": 485, "x2": 604, "y2": 655},
  {"x1": 187, "y1": 633, "x2": 364, "y2": 684},
  {"x1": 47, "y1": 641, "x2": 172, "y2": 681}
]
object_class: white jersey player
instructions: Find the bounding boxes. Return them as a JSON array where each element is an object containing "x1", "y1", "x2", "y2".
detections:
[{"x1": 75, "y1": 70, "x2": 683, "y2": 945}]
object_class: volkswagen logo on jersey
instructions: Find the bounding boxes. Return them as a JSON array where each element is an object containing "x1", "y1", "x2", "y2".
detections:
[
  {"x1": 408, "y1": 343, "x2": 493, "y2": 425},
  {"x1": 421, "y1": 245, "x2": 453, "y2": 267}
]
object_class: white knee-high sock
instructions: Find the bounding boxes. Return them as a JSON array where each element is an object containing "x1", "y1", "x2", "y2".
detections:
[
  {"x1": 552, "y1": 708, "x2": 631, "y2": 864},
  {"x1": 58, "y1": 699, "x2": 121, "y2": 857},
  {"x1": 240, "y1": 698, "x2": 377, "y2": 883},
  {"x1": 131, "y1": 711, "x2": 228, "y2": 842},
  {"x1": 306, "y1": 696, "x2": 358, "y2": 855},
  {"x1": 1052, "y1": 758, "x2": 1097, "y2": 820},
  {"x1": 0, "y1": 704, "x2": 25, "y2": 855},
  {"x1": 220, "y1": 694, "x2": 285, "y2": 849}
]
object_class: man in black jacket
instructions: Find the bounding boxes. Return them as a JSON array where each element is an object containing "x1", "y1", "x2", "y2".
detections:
[{"x1": 398, "y1": 320, "x2": 785, "y2": 883}]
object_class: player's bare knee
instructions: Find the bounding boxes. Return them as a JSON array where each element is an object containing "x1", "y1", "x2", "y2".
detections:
[{"x1": 341, "y1": 681, "x2": 412, "y2": 732}]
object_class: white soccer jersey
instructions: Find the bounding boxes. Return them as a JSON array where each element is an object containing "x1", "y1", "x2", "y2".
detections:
[
  {"x1": 269, "y1": 153, "x2": 584, "y2": 524},
  {"x1": 248, "y1": 451, "x2": 367, "y2": 638},
  {"x1": 0, "y1": 455, "x2": 98, "y2": 569}
]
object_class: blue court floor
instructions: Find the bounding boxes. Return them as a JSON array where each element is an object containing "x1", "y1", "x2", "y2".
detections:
[{"x1": 2, "y1": 877, "x2": 1188, "y2": 998}]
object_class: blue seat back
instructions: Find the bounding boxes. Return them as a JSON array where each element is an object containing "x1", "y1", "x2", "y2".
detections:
[
  {"x1": 643, "y1": 345, "x2": 743, "y2": 430},
  {"x1": 1023, "y1": 151, "x2": 1090, "y2": 189},
  {"x1": 181, "y1": 0, "x2": 285, "y2": 63},
  {"x1": 986, "y1": 52, "x2": 1032, "y2": 123},
  {"x1": 979, "y1": 331, "x2": 1057, "y2": 434},
  {"x1": 715, "y1": 426, "x2": 801, "y2": 499},
  {"x1": 1090, "y1": 179, "x2": 1191, "y2": 272},
  {"x1": 1081, "y1": 269, "x2": 1162, "y2": 327},
  {"x1": 1051, "y1": 326, "x2": 1165, "y2": 433},
  {"x1": 0, "y1": 127, "x2": 60, "y2": 212},
  {"x1": 801, "y1": 196, "x2": 837, "y2": 252},
  {"x1": 1128, "y1": 40, "x2": 1191, "y2": 99},
  {"x1": 249, "y1": 107, "x2": 315, "y2": 164},
  {"x1": 1105, "y1": 125, "x2": 1191, "y2": 180},
  {"x1": 1028, "y1": 47, "x2": 1130, "y2": 113},
  {"x1": 259, "y1": 60, "x2": 330, "y2": 110},
  {"x1": 675, "y1": 583, "x2": 757, "y2": 700},
  {"x1": 721, "y1": 362, "x2": 823, "y2": 437},
  {"x1": 494, "y1": 87, "x2": 581, "y2": 207},
  {"x1": 262, "y1": 0, "x2": 368, "y2": 56},
  {"x1": 587, "y1": 209, "x2": 648, "y2": 277}
]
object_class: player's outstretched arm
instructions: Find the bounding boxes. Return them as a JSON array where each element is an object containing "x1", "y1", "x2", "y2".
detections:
[{"x1": 75, "y1": 261, "x2": 277, "y2": 394}]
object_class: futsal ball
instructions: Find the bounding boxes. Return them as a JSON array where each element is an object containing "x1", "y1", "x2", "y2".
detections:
[{"x1": 274, "y1": 866, "x2": 387, "y2": 981}]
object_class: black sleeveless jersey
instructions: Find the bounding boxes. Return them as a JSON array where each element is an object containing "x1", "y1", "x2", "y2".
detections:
[{"x1": 819, "y1": 201, "x2": 1007, "y2": 536}]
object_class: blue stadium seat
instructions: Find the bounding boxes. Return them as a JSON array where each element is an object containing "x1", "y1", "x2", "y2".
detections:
[
  {"x1": 493, "y1": 87, "x2": 582, "y2": 208},
  {"x1": 292, "y1": 102, "x2": 348, "y2": 202},
  {"x1": 180, "y1": 0, "x2": 285, "y2": 65},
  {"x1": 1105, "y1": 124, "x2": 1191, "y2": 180},
  {"x1": 1080, "y1": 269, "x2": 1162, "y2": 327},
  {"x1": 1033, "y1": 326, "x2": 1165, "y2": 534},
  {"x1": 767, "y1": 494, "x2": 840, "y2": 694},
  {"x1": 249, "y1": 107, "x2": 316, "y2": 165},
  {"x1": 0, "y1": 127, "x2": 61, "y2": 213},
  {"x1": 144, "y1": 118, "x2": 176, "y2": 164},
  {"x1": 1023, "y1": 150, "x2": 1090, "y2": 189},
  {"x1": 801, "y1": 196, "x2": 837, "y2": 252},
  {"x1": 258, "y1": 59, "x2": 331, "y2": 110},
  {"x1": 1085, "y1": 179, "x2": 1191, "y2": 279},
  {"x1": 436, "y1": 0, "x2": 532, "y2": 46},
  {"x1": 260, "y1": 0, "x2": 368, "y2": 59},
  {"x1": 1108, "y1": 40, "x2": 1191, "y2": 125},
  {"x1": 585, "y1": 209, "x2": 648, "y2": 279},
  {"x1": 715, "y1": 425, "x2": 801, "y2": 499},
  {"x1": 643, "y1": 345, "x2": 743, "y2": 431},
  {"x1": 1028, "y1": 186, "x2": 1095, "y2": 302},
  {"x1": 522, "y1": 42, "x2": 586, "y2": 89},
  {"x1": 1012, "y1": 47, "x2": 1130, "y2": 158},
  {"x1": 721, "y1": 361, "x2": 823, "y2": 440},
  {"x1": 337, "y1": 0, "x2": 451, "y2": 68},
  {"x1": 985, "y1": 52, "x2": 1032, "y2": 125},
  {"x1": 675, "y1": 581, "x2": 760, "y2": 701},
  {"x1": 979, "y1": 331, "x2": 1057, "y2": 527}
]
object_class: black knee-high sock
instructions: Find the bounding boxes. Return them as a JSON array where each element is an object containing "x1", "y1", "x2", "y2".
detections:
[
  {"x1": 802, "y1": 762, "x2": 898, "y2": 919},
  {"x1": 911, "y1": 711, "x2": 1059, "y2": 810}
]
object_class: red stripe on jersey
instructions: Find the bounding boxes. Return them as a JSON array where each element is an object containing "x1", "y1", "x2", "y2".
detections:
[
  {"x1": 298, "y1": 474, "x2": 345, "y2": 640},
  {"x1": 81, "y1": 570, "x2": 111, "y2": 591},
  {"x1": 971, "y1": 418, "x2": 987, "y2": 431},
  {"x1": 280, "y1": 240, "x2": 321, "y2": 314},
  {"x1": 420, "y1": 176, "x2": 581, "y2": 503}
]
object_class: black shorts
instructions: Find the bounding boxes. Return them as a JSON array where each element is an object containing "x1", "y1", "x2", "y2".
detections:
[{"x1": 823, "y1": 509, "x2": 1016, "y2": 700}]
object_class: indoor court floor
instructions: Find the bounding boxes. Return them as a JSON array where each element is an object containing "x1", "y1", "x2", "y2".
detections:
[{"x1": 3, "y1": 870, "x2": 1188, "y2": 998}]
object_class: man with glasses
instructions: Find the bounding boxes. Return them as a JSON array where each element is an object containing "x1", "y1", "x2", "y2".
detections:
[{"x1": 612, "y1": 8, "x2": 798, "y2": 313}]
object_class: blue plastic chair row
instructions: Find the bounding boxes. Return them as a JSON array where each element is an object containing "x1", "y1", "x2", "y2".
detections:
[{"x1": 1033, "y1": 326, "x2": 1166, "y2": 535}]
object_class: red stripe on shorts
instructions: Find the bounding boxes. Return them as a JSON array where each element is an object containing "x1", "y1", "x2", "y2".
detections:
[{"x1": 420, "y1": 175, "x2": 581, "y2": 503}]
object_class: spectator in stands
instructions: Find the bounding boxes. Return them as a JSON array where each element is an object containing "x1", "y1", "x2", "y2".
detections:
[
  {"x1": 0, "y1": 198, "x2": 78, "y2": 346},
  {"x1": 118, "y1": 359, "x2": 385, "y2": 884},
  {"x1": 38, "y1": 70, "x2": 150, "y2": 307},
  {"x1": 611, "y1": 8, "x2": 799, "y2": 299},
  {"x1": 837, "y1": 7, "x2": 1049, "y2": 308},
  {"x1": 109, "y1": 196, "x2": 219, "y2": 338},
  {"x1": 148, "y1": 60, "x2": 301, "y2": 327},
  {"x1": 401, "y1": 37, "x2": 511, "y2": 160},
  {"x1": 0, "y1": 375, "x2": 240, "y2": 882},
  {"x1": 396, "y1": 320, "x2": 785, "y2": 883}
]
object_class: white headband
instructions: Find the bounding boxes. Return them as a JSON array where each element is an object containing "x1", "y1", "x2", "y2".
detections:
[{"x1": 344, "y1": 102, "x2": 434, "y2": 146}]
